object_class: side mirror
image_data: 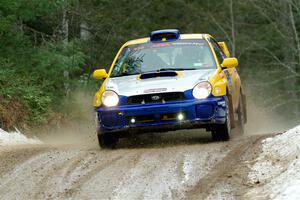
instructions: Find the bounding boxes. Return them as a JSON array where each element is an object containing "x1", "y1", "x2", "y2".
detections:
[
  {"x1": 221, "y1": 58, "x2": 238, "y2": 69},
  {"x1": 93, "y1": 69, "x2": 108, "y2": 80}
]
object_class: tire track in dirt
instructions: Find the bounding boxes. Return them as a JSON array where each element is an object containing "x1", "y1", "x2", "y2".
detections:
[
  {"x1": 0, "y1": 145, "x2": 49, "y2": 177},
  {"x1": 32, "y1": 148, "x2": 131, "y2": 199},
  {"x1": 108, "y1": 142, "x2": 231, "y2": 200},
  {"x1": 32, "y1": 150, "x2": 93, "y2": 199},
  {"x1": 60, "y1": 153, "x2": 126, "y2": 198},
  {"x1": 0, "y1": 147, "x2": 85, "y2": 200},
  {"x1": 185, "y1": 135, "x2": 271, "y2": 200},
  {"x1": 0, "y1": 133, "x2": 275, "y2": 200}
]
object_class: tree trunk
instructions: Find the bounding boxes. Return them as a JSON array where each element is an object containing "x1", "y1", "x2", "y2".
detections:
[
  {"x1": 230, "y1": 0, "x2": 236, "y2": 56},
  {"x1": 62, "y1": 6, "x2": 70, "y2": 96},
  {"x1": 62, "y1": 9, "x2": 69, "y2": 43}
]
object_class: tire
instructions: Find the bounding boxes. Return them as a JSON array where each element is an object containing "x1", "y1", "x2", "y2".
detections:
[
  {"x1": 212, "y1": 96, "x2": 231, "y2": 141},
  {"x1": 97, "y1": 133, "x2": 118, "y2": 149},
  {"x1": 236, "y1": 92, "x2": 245, "y2": 135}
]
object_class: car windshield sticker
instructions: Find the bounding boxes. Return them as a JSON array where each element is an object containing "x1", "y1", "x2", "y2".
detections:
[{"x1": 133, "y1": 40, "x2": 205, "y2": 51}]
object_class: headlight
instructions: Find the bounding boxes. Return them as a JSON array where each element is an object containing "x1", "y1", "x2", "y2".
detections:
[
  {"x1": 102, "y1": 90, "x2": 119, "y2": 107},
  {"x1": 192, "y1": 81, "x2": 212, "y2": 99}
]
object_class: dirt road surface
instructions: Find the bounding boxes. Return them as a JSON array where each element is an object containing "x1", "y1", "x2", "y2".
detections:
[{"x1": 0, "y1": 130, "x2": 273, "y2": 200}]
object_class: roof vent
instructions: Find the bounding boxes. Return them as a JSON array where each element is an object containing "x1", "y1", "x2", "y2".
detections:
[{"x1": 150, "y1": 29, "x2": 180, "y2": 42}]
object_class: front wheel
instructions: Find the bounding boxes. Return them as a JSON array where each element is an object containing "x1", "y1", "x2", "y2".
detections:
[
  {"x1": 211, "y1": 96, "x2": 231, "y2": 141},
  {"x1": 98, "y1": 134, "x2": 119, "y2": 149}
]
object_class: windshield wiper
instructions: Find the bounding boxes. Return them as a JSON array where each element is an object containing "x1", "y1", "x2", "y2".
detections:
[{"x1": 158, "y1": 67, "x2": 196, "y2": 71}]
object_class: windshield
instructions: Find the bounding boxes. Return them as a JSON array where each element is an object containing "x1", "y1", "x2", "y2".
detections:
[{"x1": 110, "y1": 39, "x2": 216, "y2": 78}]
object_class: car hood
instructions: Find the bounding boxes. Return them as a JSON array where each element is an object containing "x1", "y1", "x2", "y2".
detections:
[{"x1": 105, "y1": 69, "x2": 216, "y2": 96}]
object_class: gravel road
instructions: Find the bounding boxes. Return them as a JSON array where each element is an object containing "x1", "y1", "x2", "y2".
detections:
[{"x1": 0, "y1": 130, "x2": 272, "y2": 200}]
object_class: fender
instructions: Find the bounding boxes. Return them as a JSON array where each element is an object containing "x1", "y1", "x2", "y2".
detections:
[{"x1": 210, "y1": 69, "x2": 235, "y2": 129}]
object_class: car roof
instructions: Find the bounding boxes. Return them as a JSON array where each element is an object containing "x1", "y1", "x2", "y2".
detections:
[{"x1": 124, "y1": 34, "x2": 212, "y2": 46}]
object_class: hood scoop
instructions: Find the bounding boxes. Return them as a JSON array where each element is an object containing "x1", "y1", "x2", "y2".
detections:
[{"x1": 139, "y1": 71, "x2": 178, "y2": 79}]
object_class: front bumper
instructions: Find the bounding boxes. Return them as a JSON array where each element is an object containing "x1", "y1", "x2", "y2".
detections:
[{"x1": 95, "y1": 96, "x2": 227, "y2": 134}]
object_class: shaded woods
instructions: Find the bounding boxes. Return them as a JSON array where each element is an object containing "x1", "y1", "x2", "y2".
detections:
[{"x1": 1, "y1": 0, "x2": 299, "y2": 130}]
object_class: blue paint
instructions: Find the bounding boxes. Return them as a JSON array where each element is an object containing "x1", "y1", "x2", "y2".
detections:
[{"x1": 95, "y1": 95, "x2": 227, "y2": 133}]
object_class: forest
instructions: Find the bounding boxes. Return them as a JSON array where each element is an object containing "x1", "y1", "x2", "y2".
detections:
[{"x1": 1, "y1": 0, "x2": 299, "y2": 130}]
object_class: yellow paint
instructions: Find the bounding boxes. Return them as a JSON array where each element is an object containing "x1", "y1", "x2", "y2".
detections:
[
  {"x1": 93, "y1": 69, "x2": 108, "y2": 80},
  {"x1": 205, "y1": 36, "x2": 229, "y2": 97},
  {"x1": 93, "y1": 78, "x2": 108, "y2": 107},
  {"x1": 208, "y1": 68, "x2": 227, "y2": 96},
  {"x1": 208, "y1": 64, "x2": 242, "y2": 110},
  {"x1": 120, "y1": 34, "x2": 207, "y2": 46},
  {"x1": 123, "y1": 37, "x2": 149, "y2": 46},
  {"x1": 93, "y1": 91, "x2": 102, "y2": 107},
  {"x1": 205, "y1": 37, "x2": 221, "y2": 67},
  {"x1": 176, "y1": 71, "x2": 183, "y2": 77},
  {"x1": 93, "y1": 32, "x2": 241, "y2": 109},
  {"x1": 136, "y1": 74, "x2": 141, "y2": 80},
  {"x1": 218, "y1": 42, "x2": 230, "y2": 57},
  {"x1": 221, "y1": 58, "x2": 238, "y2": 69}
]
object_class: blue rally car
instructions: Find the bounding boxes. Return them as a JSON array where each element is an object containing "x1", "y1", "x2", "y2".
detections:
[{"x1": 93, "y1": 29, "x2": 247, "y2": 148}]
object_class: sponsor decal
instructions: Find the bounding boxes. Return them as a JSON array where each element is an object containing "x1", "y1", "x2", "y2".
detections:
[
  {"x1": 144, "y1": 88, "x2": 167, "y2": 93},
  {"x1": 150, "y1": 43, "x2": 170, "y2": 48}
]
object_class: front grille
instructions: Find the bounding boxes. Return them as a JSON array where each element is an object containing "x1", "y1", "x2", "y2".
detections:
[
  {"x1": 127, "y1": 92, "x2": 185, "y2": 105},
  {"x1": 127, "y1": 115, "x2": 156, "y2": 123},
  {"x1": 127, "y1": 112, "x2": 185, "y2": 124}
]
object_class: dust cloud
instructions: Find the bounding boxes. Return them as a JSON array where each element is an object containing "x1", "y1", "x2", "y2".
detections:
[
  {"x1": 34, "y1": 91, "x2": 98, "y2": 148},
  {"x1": 31, "y1": 87, "x2": 297, "y2": 148},
  {"x1": 244, "y1": 89, "x2": 298, "y2": 136}
]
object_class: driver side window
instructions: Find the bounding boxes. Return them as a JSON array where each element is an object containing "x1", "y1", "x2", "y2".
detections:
[{"x1": 210, "y1": 39, "x2": 225, "y2": 65}]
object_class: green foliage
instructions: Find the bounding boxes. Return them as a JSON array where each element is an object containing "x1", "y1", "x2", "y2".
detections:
[
  {"x1": 0, "y1": 0, "x2": 86, "y2": 128},
  {"x1": 0, "y1": 41, "x2": 85, "y2": 126},
  {"x1": 32, "y1": 41, "x2": 85, "y2": 95},
  {"x1": 1, "y1": 0, "x2": 300, "y2": 128}
]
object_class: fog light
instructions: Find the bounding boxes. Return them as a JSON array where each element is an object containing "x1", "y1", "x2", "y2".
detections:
[
  {"x1": 177, "y1": 113, "x2": 184, "y2": 121},
  {"x1": 130, "y1": 118, "x2": 136, "y2": 124}
]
